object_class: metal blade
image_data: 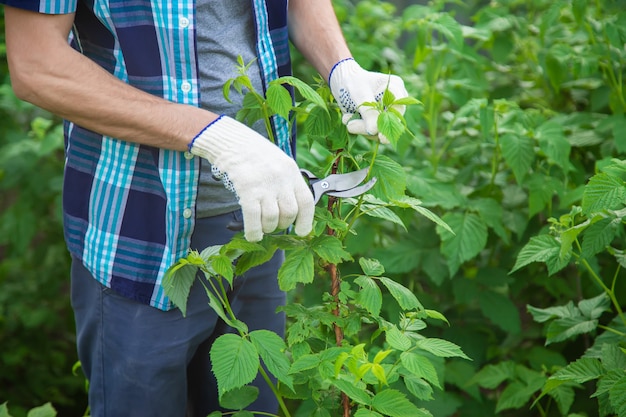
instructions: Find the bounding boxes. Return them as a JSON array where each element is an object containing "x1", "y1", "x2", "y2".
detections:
[
  {"x1": 326, "y1": 177, "x2": 377, "y2": 199},
  {"x1": 322, "y1": 168, "x2": 370, "y2": 191}
]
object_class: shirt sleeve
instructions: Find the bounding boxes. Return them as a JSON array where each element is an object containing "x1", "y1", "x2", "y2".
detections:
[{"x1": 0, "y1": 0, "x2": 77, "y2": 14}]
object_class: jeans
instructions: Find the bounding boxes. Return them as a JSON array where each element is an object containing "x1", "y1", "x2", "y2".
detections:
[{"x1": 70, "y1": 211, "x2": 285, "y2": 417}]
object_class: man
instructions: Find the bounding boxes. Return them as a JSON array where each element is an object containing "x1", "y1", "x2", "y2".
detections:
[{"x1": 2, "y1": 1, "x2": 407, "y2": 415}]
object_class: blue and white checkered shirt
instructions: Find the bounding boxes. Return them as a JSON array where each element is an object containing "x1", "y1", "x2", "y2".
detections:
[{"x1": 3, "y1": 0, "x2": 294, "y2": 310}]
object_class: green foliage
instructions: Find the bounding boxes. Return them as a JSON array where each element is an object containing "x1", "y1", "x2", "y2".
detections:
[{"x1": 4, "y1": 0, "x2": 626, "y2": 416}]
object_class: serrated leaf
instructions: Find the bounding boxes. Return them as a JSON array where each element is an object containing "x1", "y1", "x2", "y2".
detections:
[
  {"x1": 289, "y1": 354, "x2": 320, "y2": 374},
  {"x1": 393, "y1": 195, "x2": 454, "y2": 234},
  {"x1": 578, "y1": 293, "x2": 611, "y2": 320},
  {"x1": 415, "y1": 338, "x2": 470, "y2": 360},
  {"x1": 266, "y1": 84, "x2": 292, "y2": 120},
  {"x1": 545, "y1": 317, "x2": 598, "y2": 345},
  {"x1": 278, "y1": 248, "x2": 314, "y2": 291},
  {"x1": 500, "y1": 133, "x2": 535, "y2": 184},
  {"x1": 403, "y1": 373, "x2": 434, "y2": 400},
  {"x1": 355, "y1": 275, "x2": 383, "y2": 317},
  {"x1": 311, "y1": 235, "x2": 352, "y2": 264},
  {"x1": 609, "y1": 376, "x2": 626, "y2": 416},
  {"x1": 371, "y1": 389, "x2": 432, "y2": 417},
  {"x1": 205, "y1": 287, "x2": 248, "y2": 334},
  {"x1": 369, "y1": 154, "x2": 407, "y2": 200},
  {"x1": 510, "y1": 234, "x2": 560, "y2": 273},
  {"x1": 479, "y1": 291, "x2": 521, "y2": 334},
  {"x1": 550, "y1": 357, "x2": 603, "y2": 383},
  {"x1": 378, "y1": 111, "x2": 405, "y2": 147},
  {"x1": 218, "y1": 386, "x2": 259, "y2": 411},
  {"x1": 582, "y1": 172, "x2": 626, "y2": 215},
  {"x1": 359, "y1": 257, "x2": 385, "y2": 276},
  {"x1": 400, "y1": 352, "x2": 441, "y2": 388},
  {"x1": 212, "y1": 254, "x2": 234, "y2": 286},
  {"x1": 379, "y1": 277, "x2": 423, "y2": 311},
  {"x1": 332, "y1": 379, "x2": 372, "y2": 406},
  {"x1": 354, "y1": 409, "x2": 383, "y2": 417},
  {"x1": 249, "y1": 330, "x2": 293, "y2": 390},
  {"x1": 26, "y1": 403, "x2": 56, "y2": 417},
  {"x1": 304, "y1": 105, "x2": 333, "y2": 137},
  {"x1": 274, "y1": 76, "x2": 327, "y2": 110},
  {"x1": 582, "y1": 218, "x2": 618, "y2": 257},
  {"x1": 548, "y1": 384, "x2": 576, "y2": 416},
  {"x1": 385, "y1": 325, "x2": 412, "y2": 351},
  {"x1": 437, "y1": 212, "x2": 488, "y2": 276},
  {"x1": 537, "y1": 121, "x2": 571, "y2": 171},
  {"x1": 211, "y1": 334, "x2": 259, "y2": 398},
  {"x1": 527, "y1": 301, "x2": 579, "y2": 323},
  {"x1": 162, "y1": 262, "x2": 197, "y2": 316},
  {"x1": 495, "y1": 380, "x2": 541, "y2": 413},
  {"x1": 471, "y1": 361, "x2": 517, "y2": 389}
]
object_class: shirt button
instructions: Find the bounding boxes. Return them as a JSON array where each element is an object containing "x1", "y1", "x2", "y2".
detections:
[
  {"x1": 183, "y1": 208, "x2": 193, "y2": 219},
  {"x1": 181, "y1": 81, "x2": 191, "y2": 93},
  {"x1": 184, "y1": 151, "x2": 194, "y2": 160},
  {"x1": 179, "y1": 17, "x2": 190, "y2": 28}
]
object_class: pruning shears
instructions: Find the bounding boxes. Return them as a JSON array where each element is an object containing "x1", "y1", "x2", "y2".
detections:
[{"x1": 226, "y1": 168, "x2": 377, "y2": 231}]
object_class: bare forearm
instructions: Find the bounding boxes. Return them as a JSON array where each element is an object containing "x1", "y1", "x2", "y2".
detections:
[
  {"x1": 5, "y1": 7, "x2": 215, "y2": 151},
  {"x1": 288, "y1": 0, "x2": 352, "y2": 81}
]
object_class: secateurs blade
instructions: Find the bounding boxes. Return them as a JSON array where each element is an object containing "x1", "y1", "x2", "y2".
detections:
[{"x1": 226, "y1": 168, "x2": 377, "y2": 231}]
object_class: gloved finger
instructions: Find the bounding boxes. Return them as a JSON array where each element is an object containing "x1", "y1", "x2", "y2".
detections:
[
  {"x1": 277, "y1": 193, "x2": 299, "y2": 230},
  {"x1": 293, "y1": 185, "x2": 315, "y2": 237},
  {"x1": 240, "y1": 197, "x2": 264, "y2": 242},
  {"x1": 260, "y1": 198, "x2": 280, "y2": 234},
  {"x1": 341, "y1": 112, "x2": 355, "y2": 125},
  {"x1": 358, "y1": 106, "x2": 380, "y2": 136}
]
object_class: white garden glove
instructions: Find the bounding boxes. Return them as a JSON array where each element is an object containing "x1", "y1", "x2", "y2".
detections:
[
  {"x1": 329, "y1": 58, "x2": 409, "y2": 144},
  {"x1": 189, "y1": 115, "x2": 315, "y2": 242}
]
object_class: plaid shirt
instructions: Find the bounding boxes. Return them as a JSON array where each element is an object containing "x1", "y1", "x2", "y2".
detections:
[{"x1": 3, "y1": 0, "x2": 294, "y2": 310}]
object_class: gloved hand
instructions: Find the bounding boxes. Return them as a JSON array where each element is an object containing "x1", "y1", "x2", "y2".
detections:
[
  {"x1": 329, "y1": 58, "x2": 408, "y2": 144},
  {"x1": 189, "y1": 115, "x2": 315, "y2": 242}
]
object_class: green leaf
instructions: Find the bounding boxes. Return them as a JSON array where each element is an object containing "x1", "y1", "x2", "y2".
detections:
[
  {"x1": 332, "y1": 379, "x2": 372, "y2": 406},
  {"x1": 500, "y1": 133, "x2": 535, "y2": 184},
  {"x1": 415, "y1": 338, "x2": 470, "y2": 360},
  {"x1": 218, "y1": 386, "x2": 259, "y2": 411},
  {"x1": 478, "y1": 291, "x2": 521, "y2": 334},
  {"x1": 545, "y1": 317, "x2": 598, "y2": 345},
  {"x1": 266, "y1": 84, "x2": 292, "y2": 120},
  {"x1": 402, "y1": 373, "x2": 434, "y2": 400},
  {"x1": 378, "y1": 111, "x2": 405, "y2": 147},
  {"x1": 162, "y1": 262, "x2": 198, "y2": 316},
  {"x1": 536, "y1": 120, "x2": 571, "y2": 171},
  {"x1": 400, "y1": 352, "x2": 441, "y2": 388},
  {"x1": 311, "y1": 235, "x2": 352, "y2": 264},
  {"x1": 378, "y1": 277, "x2": 423, "y2": 311},
  {"x1": 582, "y1": 217, "x2": 618, "y2": 258},
  {"x1": 369, "y1": 154, "x2": 407, "y2": 200},
  {"x1": 232, "y1": 411, "x2": 255, "y2": 417},
  {"x1": 304, "y1": 105, "x2": 333, "y2": 137},
  {"x1": 495, "y1": 380, "x2": 541, "y2": 413},
  {"x1": 578, "y1": 293, "x2": 611, "y2": 320},
  {"x1": 354, "y1": 409, "x2": 383, "y2": 417},
  {"x1": 205, "y1": 286, "x2": 248, "y2": 334},
  {"x1": 371, "y1": 389, "x2": 432, "y2": 417},
  {"x1": 527, "y1": 301, "x2": 580, "y2": 323},
  {"x1": 548, "y1": 384, "x2": 576, "y2": 416},
  {"x1": 609, "y1": 376, "x2": 626, "y2": 417},
  {"x1": 359, "y1": 257, "x2": 385, "y2": 276},
  {"x1": 510, "y1": 234, "x2": 560, "y2": 273},
  {"x1": 210, "y1": 334, "x2": 260, "y2": 398},
  {"x1": 355, "y1": 275, "x2": 383, "y2": 317},
  {"x1": 26, "y1": 404, "x2": 56, "y2": 417},
  {"x1": 249, "y1": 330, "x2": 294, "y2": 390},
  {"x1": 289, "y1": 354, "x2": 320, "y2": 374},
  {"x1": 471, "y1": 361, "x2": 517, "y2": 389},
  {"x1": 437, "y1": 212, "x2": 488, "y2": 276},
  {"x1": 212, "y1": 254, "x2": 234, "y2": 286},
  {"x1": 582, "y1": 172, "x2": 626, "y2": 215},
  {"x1": 550, "y1": 357, "x2": 604, "y2": 383},
  {"x1": 385, "y1": 325, "x2": 412, "y2": 351},
  {"x1": 274, "y1": 76, "x2": 327, "y2": 110},
  {"x1": 278, "y1": 248, "x2": 314, "y2": 291},
  {"x1": 392, "y1": 195, "x2": 454, "y2": 234}
]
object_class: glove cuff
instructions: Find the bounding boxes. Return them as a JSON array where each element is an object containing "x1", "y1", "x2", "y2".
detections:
[
  {"x1": 188, "y1": 115, "x2": 250, "y2": 163},
  {"x1": 328, "y1": 57, "x2": 359, "y2": 85}
]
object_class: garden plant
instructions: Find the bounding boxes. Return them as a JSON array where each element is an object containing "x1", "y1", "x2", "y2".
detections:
[{"x1": 1, "y1": 0, "x2": 626, "y2": 416}]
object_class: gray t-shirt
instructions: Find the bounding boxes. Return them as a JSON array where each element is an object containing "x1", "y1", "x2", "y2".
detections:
[{"x1": 195, "y1": 0, "x2": 266, "y2": 218}]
